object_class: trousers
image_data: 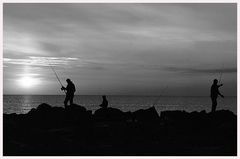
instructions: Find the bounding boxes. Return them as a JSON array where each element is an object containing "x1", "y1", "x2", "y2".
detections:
[
  {"x1": 64, "y1": 93, "x2": 74, "y2": 107},
  {"x1": 211, "y1": 96, "x2": 217, "y2": 112}
]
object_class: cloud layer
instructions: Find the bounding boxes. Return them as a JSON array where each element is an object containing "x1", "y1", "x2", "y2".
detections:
[
  {"x1": 3, "y1": 3, "x2": 237, "y2": 95},
  {"x1": 164, "y1": 67, "x2": 237, "y2": 74}
]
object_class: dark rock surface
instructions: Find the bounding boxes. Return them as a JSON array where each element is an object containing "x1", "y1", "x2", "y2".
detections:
[
  {"x1": 94, "y1": 107, "x2": 126, "y2": 121},
  {"x1": 132, "y1": 106, "x2": 159, "y2": 122},
  {"x1": 3, "y1": 103, "x2": 237, "y2": 156}
]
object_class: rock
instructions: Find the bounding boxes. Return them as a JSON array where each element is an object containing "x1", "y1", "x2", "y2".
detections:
[
  {"x1": 132, "y1": 106, "x2": 159, "y2": 122},
  {"x1": 65, "y1": 104, "x2": 92, "y2": 122},
  {"x1": 65, "y1": 103, "x2": 86, "y2": 111},
  {"x1": 28, "y1": 103, "x2": 64, "y2": 117},
  {"x1": 28, "y1": 103, "x2": 54, "y2": 117},
  {"x1": 124, "y1": 111, "x2": 133, "y2": 122},
  {"x1": 208, "y1": 110, "x2": 237, "y2": 128},
  {"x1": 94, "y1": 107, "x2": 125, "y2": 121},
  {"x1": 26, "y1": 105, "x2": 65, "y2": 128},
  {"x1": 37, "y1": 103, "x2": 52, "y2": 111},
  {"x1": 160, "y1": 109, "x2": 237, "y2": 131},
  {"x1": 160, "y1": 110, "x2": 188, "y2": 121},
  {"x1": 27, "y1": 103, "x2": 92, "y2": 126},
  {"x1": 28, "y1": 108, "x2": 37, "y2": 115},
  {"x1": 3, "y1": 105, "x2": 237, "y2": 156}
]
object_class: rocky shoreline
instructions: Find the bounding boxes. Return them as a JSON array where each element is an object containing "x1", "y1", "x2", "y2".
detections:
[{"x1": 3, "y1": 103, "x2": 237, "y2": 156}]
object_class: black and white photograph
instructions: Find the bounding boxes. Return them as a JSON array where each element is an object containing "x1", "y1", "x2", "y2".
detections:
[{"x1": 3, "y1": 3, "x2": 237, "y2": 156}]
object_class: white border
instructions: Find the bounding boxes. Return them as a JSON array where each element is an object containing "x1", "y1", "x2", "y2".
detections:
[
  {"x1": 1, "y1": 1, "x2": 3, "y2": 158},
  {"x1": 1, "y1": 1, "x2": 239, "y2": 159},
  {"x1": 1, "y1": 0, "x2": 239, "y2": 3}
]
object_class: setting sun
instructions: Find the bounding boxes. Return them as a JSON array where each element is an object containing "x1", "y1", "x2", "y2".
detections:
[{"x1": 18, "y1": 76, "x2": 40, "y2": 88}]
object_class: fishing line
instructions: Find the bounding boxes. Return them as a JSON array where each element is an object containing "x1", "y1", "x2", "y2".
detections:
[
  {"x1": 218, "y1": 63, "x2": 225, "y2": 102},
  {"x1": 47, "y1": 58, "x2": 66, "y2": 93},
  {"x1": 152, "y1": 86, "x2": 168, "y2": 107},
  {"x1": 218, "y1": 64, "x2": 224, "y2": 84}
]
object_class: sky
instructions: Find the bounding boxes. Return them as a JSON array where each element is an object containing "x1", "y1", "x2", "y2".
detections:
[{"x1": 3, "y1": 3, "x2": 237, "y2": 96}]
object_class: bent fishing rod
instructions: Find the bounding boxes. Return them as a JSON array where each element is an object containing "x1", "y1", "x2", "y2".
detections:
[{"x1": 47, "y1": 59, "x2": 66, "y2": 93}]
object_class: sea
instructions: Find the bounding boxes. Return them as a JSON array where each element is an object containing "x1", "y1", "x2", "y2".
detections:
[{"x1": 3, "y1": 95, "x2": 237, "y2": 115}]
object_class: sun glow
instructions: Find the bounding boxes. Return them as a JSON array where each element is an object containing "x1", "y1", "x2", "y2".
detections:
[{"x1": 18, "y1": 76, "x2": 40, "y2": 88}]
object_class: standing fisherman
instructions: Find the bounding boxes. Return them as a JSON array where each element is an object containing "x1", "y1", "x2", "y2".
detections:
[
  {"x1": 61, "y1": 79, "x2": 76, "y2": 107},
  {"x1": 210, "y1": 79, "x2": 224, "y2": 112}
]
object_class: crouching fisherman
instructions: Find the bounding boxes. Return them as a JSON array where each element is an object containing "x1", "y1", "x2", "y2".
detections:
[
  {"x1": 99, "y1": 95, "x2": 108, "y2": 109},
  {"x1": 61, "y1": 78, "x2": 76, "y2": 107}
]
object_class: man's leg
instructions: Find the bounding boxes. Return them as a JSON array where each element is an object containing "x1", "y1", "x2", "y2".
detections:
[
  {"x1": 211, "y1": 98, "x2": 217, "y2": 112},
  {"x1": 70, "y1": 94, "x2": 74, "y2": 106},
  {"x1": 64, "y1": 95, "x2": 70, "y2": 108}
]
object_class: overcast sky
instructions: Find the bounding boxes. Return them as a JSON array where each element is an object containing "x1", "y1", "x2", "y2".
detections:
[{"x1": 3, "y1": 3, "x2": 237, "y2": 96}]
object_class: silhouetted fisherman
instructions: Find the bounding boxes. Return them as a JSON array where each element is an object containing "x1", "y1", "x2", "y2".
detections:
[
  {"x1": 210, "y1": 79, "x2": 224, "y2": 112},
  {"x1": 99, "y1": 95, "x2": 108, "y2": 109},
  {"x1": 61, "y1": 79, "x2": 76, "y2": 107}
]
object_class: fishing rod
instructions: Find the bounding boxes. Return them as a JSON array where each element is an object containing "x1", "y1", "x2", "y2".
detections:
[
  {"x1": 218, "y1": 64, "x2": 224, "y2": 84},
  {"x1": 219, "y1": 72, "x2": 223, "y2": 84},
  {"x1": 47, "y1": 58, "x2": 66, "y2": 93},
  {"x1": 152, "y1": 86, "x2": 168, "y2": 107}
]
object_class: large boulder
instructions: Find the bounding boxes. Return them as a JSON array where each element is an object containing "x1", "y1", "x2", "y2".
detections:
[
  {"x1": 94, "y1": 107, "x2": 125, "y2": 121},
  {"x1": 26, "y1": 103, "x2": 93, "y2": 127},
  {"x1": 27, "y1": 103, "x2": 52, "y2": 116},
  {"x1": 65, "y1": 104, "x2": 92, "y2": 123},
  {"x1": 160, "y1": 109, "x2": 237, "y2": 130},
  {"x1": 160, "y1": 110, "x2": 208, "y2": 126},
  {"x1": 132, "y1": 106, "x2": 159, "y2": 122},
  {"x1": 208, "y1": 110, "x2": 237, "y2": 129},
  {"x1": 28, "y1": 103, "x2": 65, "y2": 118},
  {"x1": 27, "y1": 103, "x2": 65, "y2": 127},
  {"x1": 160, "y1": 110, "x2": 189, "y2": 121},
  {"x1": 37, "y1": 103, "x2": 52, "y2": 111}
]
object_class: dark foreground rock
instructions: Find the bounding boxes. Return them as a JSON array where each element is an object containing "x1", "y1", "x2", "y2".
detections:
[{"x1": 3, "y1": 103, "x2": 237, "y2": 156}]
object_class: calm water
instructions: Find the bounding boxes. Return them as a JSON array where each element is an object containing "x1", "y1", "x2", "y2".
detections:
[{"x1": 3, "y1": 95, "x2": 237, "y2": 115}]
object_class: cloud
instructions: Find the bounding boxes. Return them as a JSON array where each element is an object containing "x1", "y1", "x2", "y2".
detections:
[
  {"x1": 4, "y1": 56, "x2": 109, "y2": 71},
  {"x1": 164, "y1": 66, "x2": 237, "y2": 74},
  {"x1": 3, "y1": 30, "x2": 49, "y2": 56},
  {"x1": 3, "y1": 56, "x2": 79, "y2": 67},
  {"x1": 16, "y1": 73, "x2": 41, "y2": 77}
]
